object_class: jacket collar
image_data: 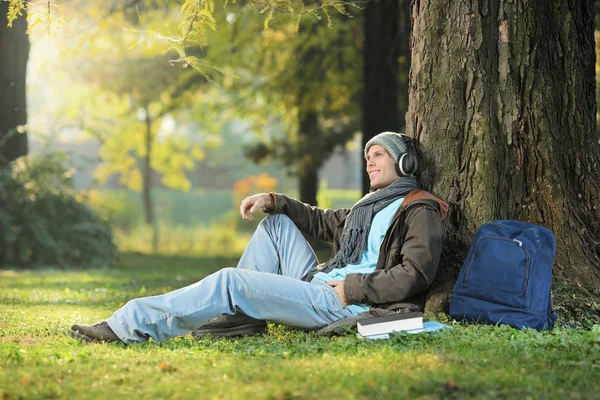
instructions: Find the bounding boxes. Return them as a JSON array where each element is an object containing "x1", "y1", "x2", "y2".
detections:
[{"x1": 401, "y1": 189, "x2": 448, "y2": 220}]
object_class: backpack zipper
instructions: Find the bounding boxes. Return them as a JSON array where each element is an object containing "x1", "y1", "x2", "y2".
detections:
[{"x1": 463, "y1": 236, "x2": 531, "y2": 296}]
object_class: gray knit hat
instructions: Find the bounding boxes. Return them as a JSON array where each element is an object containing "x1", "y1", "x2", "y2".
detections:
[{"x1": 364, "y1": 131, "x2": 408, "y2": 162}]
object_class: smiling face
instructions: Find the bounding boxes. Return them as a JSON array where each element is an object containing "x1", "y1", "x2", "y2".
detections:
[{"x1": 365, "y1": 144, "x2": 401, "y2": 189}]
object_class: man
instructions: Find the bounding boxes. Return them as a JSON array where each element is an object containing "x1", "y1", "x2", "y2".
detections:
[{"x1": 71, "y1": 132, "x2": 447, "y2": 344}]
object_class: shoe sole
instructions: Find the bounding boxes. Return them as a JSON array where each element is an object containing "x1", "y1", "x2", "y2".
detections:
[
  {"x1": 70, "y1": 329, "x2": 122, "y2": 343},
  {"x1": 70, "y1": 329, "x2": 98, "y2": 343},
  {"x1": 192, "y1": 324, "x2": 266, "y2": 338}
]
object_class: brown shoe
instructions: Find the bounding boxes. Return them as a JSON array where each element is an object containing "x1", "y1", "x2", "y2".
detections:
[
  {"x1": 192, "y1": 313, "x2": 267, "y2": 339},
  {"x1": 71, "y1": 321, "x2": 123, "y2": 343}
]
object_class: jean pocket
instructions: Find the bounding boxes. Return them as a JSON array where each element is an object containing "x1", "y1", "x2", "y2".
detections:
[{"x1": 323, "y1": 285, "x2": 346, "y2": 312}]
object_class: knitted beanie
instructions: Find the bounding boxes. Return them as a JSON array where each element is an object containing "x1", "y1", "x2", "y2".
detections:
[{"x1": 364, "y1": 131, "x2": 408, "y2": 162}]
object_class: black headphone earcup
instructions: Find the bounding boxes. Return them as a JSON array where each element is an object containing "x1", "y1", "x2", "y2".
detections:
[
  {"x1": 411, "y1": 153, "x2": 419, "y2": 175},
  {"x1": 398, "y1": 151, "x2": 418, "y2": 176}
]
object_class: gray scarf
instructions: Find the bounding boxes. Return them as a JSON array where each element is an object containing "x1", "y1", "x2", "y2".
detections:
[{"x1": 302, "y1": 176, "x2": 418, "y2": 282}]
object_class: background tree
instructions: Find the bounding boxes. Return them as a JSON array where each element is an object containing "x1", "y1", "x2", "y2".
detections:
[
  {"x1": 49, "y1": 1, "x2": 207, "y2": 251},
  {"x1": 407, "y1": 0, "x2": 600, "y2": 311},
  {"x1": 361, "y1": 0, "x2": 400, "y2": 193},
  {"x1": 246, "y1": 17, "x2": 362, "y2": 205},
  {"x1": 174, "y1": 2, "x2": 363, "y2": 205},
  {"x1": 0, "y1": 1, "x2": 29, "y2": 164},
  {"x1": 3, "y1": 0, "x2": 364, "y2": 206}
]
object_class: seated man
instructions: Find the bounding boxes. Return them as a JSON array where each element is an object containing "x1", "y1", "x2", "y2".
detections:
[{"x1": 71, "y1": 132, "x2": 448, "y2": 344}]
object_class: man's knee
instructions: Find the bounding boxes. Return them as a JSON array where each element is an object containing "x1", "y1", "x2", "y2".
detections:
[
  {"x1": 215, "y1": 267, "x2": 244, "y2": 284},
  {"x1": 258, "y1": 213, "x2": 292, "y2": 230}
]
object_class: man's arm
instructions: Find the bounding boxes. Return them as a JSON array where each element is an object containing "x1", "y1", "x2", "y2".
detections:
[
  {"x1": 342, "y1": 203, "x2": 443, "y2": 305},
  {"x1": 263, "y1": 193, "x2": 351, "y2": 243}
]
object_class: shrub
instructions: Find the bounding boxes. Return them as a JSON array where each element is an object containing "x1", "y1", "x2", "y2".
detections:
[
  {"x1": 82, "y1": 189, "x2": 142, "y2": 231},
  {"x1": 0, "y1": 153, "x2": 115, "y2": 268}
]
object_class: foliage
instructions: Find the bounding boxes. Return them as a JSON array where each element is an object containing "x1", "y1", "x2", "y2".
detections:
[
  {"x1": 60, "y1": 4, "x2": 206, "y2": 194},
  {"x1": 10, "y1": 0, "x2": 361, "y2": 75},
  {"x1": 85, "y1": 187, "x2": 359, "y2": 230},
  {"x1": 232, "y1": 172, "x2": 277, "y2": 205},
  {"x1": 230, "y1": 172, "x2": 278, "y2": 231},
  {"x1": 174, "y1": 0, "x2": 358, "y2": 70},
  {"x1": 188, "y1": 121, "x2": 298, "y2": 191},
  {"x1": 6, "y1": 0, "x2": 55, "y2": 33},
  {"x1": 0, "y1": 153, "x2": 115, "y2": 268},
  {"x1": 20, "y1": 0, "x2": 364, "y2": 204},
  {"x1": 114, "y1": 222, "x2": 250, "y2": 256},
  {"x1": 199, "y1": 3, "x2": 363, "y2": 178},
  {"x1": 82, "y1": 186, "x2": 359, "y2": 255},
  {"x1": 316, "y1": 181, "x2": 360, "y2": 209},
  {"x1": 1, "y1": 253, "x2": 600, "y2": 398},
  {"x1": 79, "y1": 189, "x2": 143, "y2": 231},
  {"x1": 85, "y1": 188, "x2": 235, "y2": 229}
]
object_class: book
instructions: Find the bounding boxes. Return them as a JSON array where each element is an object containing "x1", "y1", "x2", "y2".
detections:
[
  {"x1": 357, "y1": 321, "x2": 452, "y2": 340},
  {"x1": 357, "y1": 311, "x2": 423, "y2": 337}
]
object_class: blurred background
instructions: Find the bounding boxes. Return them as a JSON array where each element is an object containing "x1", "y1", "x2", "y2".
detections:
[
  {"x1": 3, "y1": 1, "x2": 598, "y2": 268},
  {"x1": 2, "y1": 1, "x2": 399, "y2": 266}
]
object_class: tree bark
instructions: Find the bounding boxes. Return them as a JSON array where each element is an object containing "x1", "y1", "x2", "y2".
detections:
[
  {"x1": 407, "y1": 0, "x2": 600, "y2": 311},
  {"x1": 398, "y1": 0, "x2": 411, "y2": 129},
  {"x1": 298, "y1": 110, "x2": 319, "y2": 206},
  {"x1": 143, "y1": 106, "x2": 154, "y2": 226},
  {"x1": 0, "y1": 2, "x2": 29, "y2": 164},
  {"x1": 361, "y1": 0, "x2": 401, "y2": 194},
  {"x1": 299, "y1": 168, "x2": 318, "y2": 206}
]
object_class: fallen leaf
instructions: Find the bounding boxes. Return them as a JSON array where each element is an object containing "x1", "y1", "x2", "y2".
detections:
[
  {"x1": 446, "y1": 378, "x2": 458, "y2": 391},
  {"x1": 158, "y1": 362, "x2": 170, "y2": 371}
]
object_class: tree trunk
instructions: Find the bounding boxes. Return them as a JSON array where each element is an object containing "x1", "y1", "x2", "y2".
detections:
[
  {"x1": 0, "y1": 2, "x2": 29, "y2": 164},
  {"x1": 300, "y1": 168, "x2": 318, "y2": 206},
  {"x1": 298, "y1": 110, "x2": 319, "y2": 206},
  {"x1": 407, "y1": 0, "x2": 600, "y2": 311},
  {"x1": 142, "y1": 106, "x2": 159, "y2": 252},
  {"x1": 398, "y1": 0, "x2": 411, "y2": 129},
  {"x1": 361, "y1": 0, "x2": 401, "y2": 194},
  {"x1": 143, "y1": 106, "x2": 154, "y2": 226}
]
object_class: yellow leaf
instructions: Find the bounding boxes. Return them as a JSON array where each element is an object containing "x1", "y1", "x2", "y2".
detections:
[{"x1": 191, "y1": 145, "x2": 205, "y2": 160}]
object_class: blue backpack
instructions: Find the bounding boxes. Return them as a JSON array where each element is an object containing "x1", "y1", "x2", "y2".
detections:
[{"x1": 449, "y1": 220, "x2": 558, "y2": 330}]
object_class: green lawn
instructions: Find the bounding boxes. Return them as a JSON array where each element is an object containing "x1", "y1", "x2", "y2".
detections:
[{"x1": 1, "y1": 253, "x2": 599, "y2": 399}]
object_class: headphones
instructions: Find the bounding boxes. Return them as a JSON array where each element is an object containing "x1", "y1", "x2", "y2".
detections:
[{"x1": 397, "y1": 134, "x2": 419, "y2": 176}]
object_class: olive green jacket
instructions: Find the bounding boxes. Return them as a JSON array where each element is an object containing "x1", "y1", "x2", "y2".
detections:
[{"x1": 267, "y1": 189, "x2": 448, "y2": 312}]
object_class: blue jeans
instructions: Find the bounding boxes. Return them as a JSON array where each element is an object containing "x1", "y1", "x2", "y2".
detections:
[{"x1": 107, "y1": 214, "x2": 353, "y2": 343}]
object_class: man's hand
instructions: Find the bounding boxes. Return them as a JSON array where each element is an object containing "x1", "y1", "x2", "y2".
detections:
[
  {"x1": 239, "y1": 193, "x2": 274, "y2": 221},
  {"x1": 327, "y1": 280, "x2": 348, "y2": 306}
]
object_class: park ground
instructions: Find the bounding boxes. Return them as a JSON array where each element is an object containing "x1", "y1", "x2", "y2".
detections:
[{"x1": 1, "y1": 252, "x2": 600, "y2": 399}]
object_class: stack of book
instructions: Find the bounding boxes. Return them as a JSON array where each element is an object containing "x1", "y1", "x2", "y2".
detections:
[{"x1": 356, "y1": 312, "x2": 450, "y2": 339}]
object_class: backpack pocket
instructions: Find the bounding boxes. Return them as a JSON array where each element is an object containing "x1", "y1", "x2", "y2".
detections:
[
  {"x1": 450, "y1": 220, "x2": 557, "y2": 330},
  {"x1": 462, "y1": 236, "x2": 530, "y2": 304}
]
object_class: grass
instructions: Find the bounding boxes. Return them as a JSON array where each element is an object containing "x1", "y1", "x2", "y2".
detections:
[{"x1": 1, "y1": 253, "x2": 600, "y2": 399}]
